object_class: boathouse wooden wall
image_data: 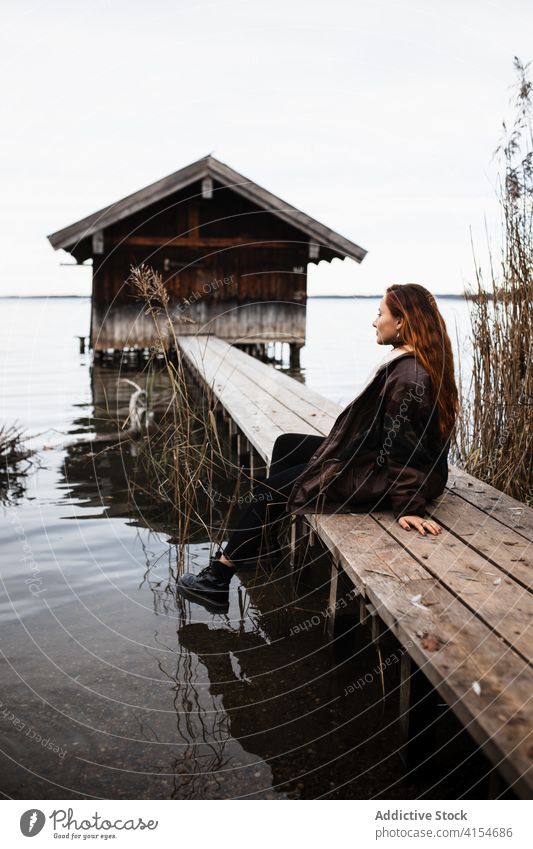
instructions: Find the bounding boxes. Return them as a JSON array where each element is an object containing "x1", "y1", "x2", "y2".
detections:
[{"x1": 89, "y1": 180, "x2": 326, "y2": 350}]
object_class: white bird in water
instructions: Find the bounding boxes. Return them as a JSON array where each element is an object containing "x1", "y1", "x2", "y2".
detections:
[{"x1": 120, "y1": 378, "x2": 154, "y2": 437}]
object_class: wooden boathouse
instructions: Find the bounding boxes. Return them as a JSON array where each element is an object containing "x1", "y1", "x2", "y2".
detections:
[{"x1": 47, "y1": 155, "x2": 367, "y2": 366}]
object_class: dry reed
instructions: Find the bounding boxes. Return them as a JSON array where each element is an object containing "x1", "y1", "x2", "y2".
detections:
[
  {"x1": 456, "y1": 57, "x2": 532, "y2": 506},
  {"x1": 126, "y1": 263, "x2": 247, "y2": 574}
]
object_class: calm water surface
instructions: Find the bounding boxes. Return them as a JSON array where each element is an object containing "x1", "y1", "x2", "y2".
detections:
[{"x1": 0, "y1": 296, "x2": 482, "y2": 800}]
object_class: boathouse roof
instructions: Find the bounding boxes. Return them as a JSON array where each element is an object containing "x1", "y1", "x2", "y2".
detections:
[{"x1": 47, "y1": 155, "x2": 367, "y2": 263}]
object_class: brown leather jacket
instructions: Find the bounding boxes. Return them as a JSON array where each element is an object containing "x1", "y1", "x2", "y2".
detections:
[{"x1": 286, "y1": 351, "x2": 449, "y2": 520}]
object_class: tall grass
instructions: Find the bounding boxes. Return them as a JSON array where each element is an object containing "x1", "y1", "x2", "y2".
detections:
[
  {"x1": 456, "y1": 58, "x2": 532, "y2": 506},
  {"x1": 126, "y1": 263, "x2": 244, "y2": 574}
]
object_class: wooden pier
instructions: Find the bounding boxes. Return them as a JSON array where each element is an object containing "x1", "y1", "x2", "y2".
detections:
[{"x1": 178, "y1": 333, "x2": 533, "y2": 800}]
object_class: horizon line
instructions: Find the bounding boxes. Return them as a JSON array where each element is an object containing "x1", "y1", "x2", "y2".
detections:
[{"x1": 0, "y1": 292, "x2": 467, "y2": 300}]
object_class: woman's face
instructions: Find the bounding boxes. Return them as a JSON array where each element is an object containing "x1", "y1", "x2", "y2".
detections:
[{"x1": 372, "y1": 297, "x2": 402, "y2": 346}]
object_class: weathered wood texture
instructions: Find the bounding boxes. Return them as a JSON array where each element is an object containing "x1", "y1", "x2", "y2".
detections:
[
  {"x1": 48, "y1": 155, "x2": 367, "y2": 351},
  {"x1": 88, "y1": 181, "x2": 312, "y2": 349},
  {"x1": 178, "y1": 333, "x2": 533, "y2": 799},
  {"x1": 90, "y1": 301, "x2": 308, "y2": 350}
]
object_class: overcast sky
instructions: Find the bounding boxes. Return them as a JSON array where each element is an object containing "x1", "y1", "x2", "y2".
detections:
[{"x1": 1, "y1": 0, "x2": 531, "y2": 297}]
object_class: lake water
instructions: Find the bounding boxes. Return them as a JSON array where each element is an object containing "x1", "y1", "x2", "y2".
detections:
[{"x1": 0, "y1": 295, "x2": 483, "y2": 800}]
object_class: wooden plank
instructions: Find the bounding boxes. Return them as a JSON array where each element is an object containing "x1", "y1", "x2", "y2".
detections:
[
  {"x1": 202, "y1": 348, "x2": 336, "y2": 437},
  {"x1": 303, "y1": 511, "x2": 533, "y2": 798},
  {"x1": 448, "y1": 466, "x2": 533, "y2": 543},
  {"x1": 180, "y1": 343, "x2": 279, "y2": 434},
  {"x1": 179, "y1": 337, "x2": 326, "y2": 451},
  {"x1": 107, "y1": 236, "x2": 299, "y2": 249},
  {"x1": 180, "y1": 340, "x2": 285, "y2": 457},
  {"x1": 206, "y1": 335, "x2": 341, "y2": 420},
  {"x1": 179, "y1": 338, "x2": 304, "y2": 460},
  {"x1": 427, "y1": 490, "x2": 533, "y2": 592},
  {"x1": 202, "y1": 340, "x2": 330, "y2": 416},
  {"x1": 371, "y1": 510, "x2": 533, "y2": 664}
]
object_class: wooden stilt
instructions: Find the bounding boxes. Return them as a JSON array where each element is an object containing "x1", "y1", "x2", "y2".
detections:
[
  {"x1": 237, "y1": 433, "x2": 251, "y2": 470},
  {"x1": 398, "y1": 652, "x2": 442, "y2": 772},
  {"x1": 327, "y1": 559, "x2": 342, "y2": 639},
  {"x1": 364, "y1": 602, "x2": 384, "y2": 646},
  {"x1": 327, "y1": 560, "x2": 360, "y2": 640},
  {"x1": 228, "y1": 418, "x2": 238, "y2": 456},
  {"x1": 290, "y1": 343, "x2": 303, "y2": 369},
  {"x1": 289, "y1": 515, "x2": 303, "y2": 568},
  {"x1": 250, "y1": 447, "x2": 267, "y2": 486},
  {"x1": 359, "y1": 596, "x2": 370, "y2": 626}
]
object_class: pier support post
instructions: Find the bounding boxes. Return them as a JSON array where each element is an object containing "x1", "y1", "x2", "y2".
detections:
[
  {"x1": 398, "y1": 653, "x2": 443, "y2": 772},
  {"x1": 228, "y1": 417, "x2": 238, "y2": 455},
  {"x1": 363, "y1": 602, "x2": 385, "y2": 647},
  {"x1": 237, "y1": 433, "x2": 251, "y2": 472},
  {"x1": 327, "y1": 560, "x2": 360, "y2": 642},
  {"x1": 289, "y1": 343, "x2": 303, "y2": 369},
  {"x1": 250, "y1": 447, "x2": 267, "y2": 488},
  {"x1": 289, "y1": 515, "x2": 305, "y2": 569}
]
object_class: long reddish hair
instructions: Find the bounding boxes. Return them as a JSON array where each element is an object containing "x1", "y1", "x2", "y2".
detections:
[{"x1": 385, "y1": 284, "x2": 459, "y2": 444}]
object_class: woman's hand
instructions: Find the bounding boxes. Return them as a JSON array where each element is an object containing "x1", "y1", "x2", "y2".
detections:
[{"x1": 397, "y1": 515, "x2": 442, "y2": 535}]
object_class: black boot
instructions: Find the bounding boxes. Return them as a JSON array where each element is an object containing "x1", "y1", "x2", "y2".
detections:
[{"x1": 177, "y1": 549, "x2": 234, "y2": 613}]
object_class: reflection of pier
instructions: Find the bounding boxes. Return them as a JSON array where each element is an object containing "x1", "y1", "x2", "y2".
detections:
[{"x1": 47, "y1": 155, "x2": 367, "y2": 368}]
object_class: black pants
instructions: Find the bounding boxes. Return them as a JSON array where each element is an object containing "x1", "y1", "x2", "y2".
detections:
[{"x1": 222, "y1": 432, "x2": 326, "y2": 563}]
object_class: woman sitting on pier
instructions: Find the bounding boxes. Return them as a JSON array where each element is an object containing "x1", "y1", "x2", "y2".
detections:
[{"x1": 177, "y1": 283, "x2": 459, "y2": 613}]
